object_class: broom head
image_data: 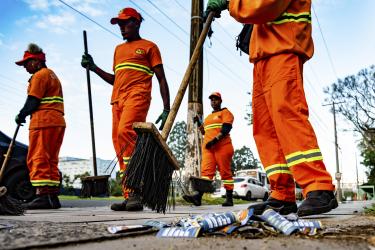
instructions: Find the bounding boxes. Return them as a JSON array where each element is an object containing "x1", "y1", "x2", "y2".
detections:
[
  {"x1": 80, "y1": 175, "x2": 110, "y2": 198},
  {"x1": 124, "y1": 122, "x2": 179, "y2": 213},
  {"x1": 0, "y1": 186, "x2": 24, "y2": 215}
]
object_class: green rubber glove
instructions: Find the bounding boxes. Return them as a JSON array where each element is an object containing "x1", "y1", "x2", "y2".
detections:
[
  {"x1": 81, "y1": 53, "x2": 97, "y2": 71},
  {"x1": 155, "y1": 109, "x2": 170, "y2": 130},
  {"x1": 206, "y1": 0, "x2": 228, "y2": 18}
]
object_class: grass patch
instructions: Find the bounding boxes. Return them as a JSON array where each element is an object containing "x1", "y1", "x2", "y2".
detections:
[
  {"x1": 364, "y1": 203, "x2": 375, "y2": 216},
  {"x1": 175, "y1": 194, "x2": 251, "y2": 206}
]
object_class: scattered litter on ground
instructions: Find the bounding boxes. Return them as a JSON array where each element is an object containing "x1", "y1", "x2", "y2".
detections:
[{"x1": 113, "y1": 207, "x2": 324, "y2": 239}]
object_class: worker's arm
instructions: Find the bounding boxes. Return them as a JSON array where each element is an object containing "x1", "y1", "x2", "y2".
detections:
[
  {"x1": 81, "y1": 53, "x2": 115, "y2": 85},
  {"x1": 15, "y1": 95, "x2": 41, "y2": 124},
  {"x1": 229, "y1": 0, "x2": 292, "y2": 24},
  {"x1": 205, "y1": 123, "x2": 232, "y2": 149},
  {"x1": 154, "y1": 64, "x2": 171, "y2": 130}
]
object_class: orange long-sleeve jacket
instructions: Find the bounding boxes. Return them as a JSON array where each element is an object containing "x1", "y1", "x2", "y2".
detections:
[{"x1": 229, "y1": 0, "x2": 314, "y2": 62}]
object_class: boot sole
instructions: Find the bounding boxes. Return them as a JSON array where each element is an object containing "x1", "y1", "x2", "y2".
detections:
[
  {"x1": 297, "y1": 198, "x2": 338, "y2": 217},
  {"x1": 251, "y1": 204, "x2": 297, "y2": 215}
]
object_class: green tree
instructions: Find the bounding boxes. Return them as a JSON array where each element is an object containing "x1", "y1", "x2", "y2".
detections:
[
  {"x1": 231, "y1": 146, "x2": 260, "y2": 172},
  {"x1": 245, "y1": 91, "x2": 253, "y2": 126},
  {"x1": 167, "y1": 121, "x2": 187, "y2": 168},
  {"x1": 109, "y1": 171, "x2": 123, "y2": 196},
  {"x1": 324, "y1": 65, "x2": 375, "y2": 183}
]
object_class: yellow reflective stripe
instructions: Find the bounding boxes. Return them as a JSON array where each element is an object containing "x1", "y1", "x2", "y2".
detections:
[
  {"x1": 115, "y1": 62, "x2": 154, "y2": 76},
  {"x1": 222, "y1": 180, "x2": 234, "y2": 184},
  {"x1": 265, "y1": 163, "x2": 292, "y2": 178},
  {"x1": 40, "y1": 96, "x2": 63, "y2": 104},
  {"x1": 201, "y1": 176, "x2": 211, "y2": 180},
  {"x1": 123, "y1": 156, "x2": 131, "y2": 165},
  {"x1": 204, "y1": 123, "x2": 222, "y2": 131},
  {"x1": 31, "y1": 180, "x2": 60, "y2": 186},
  {"x1": 270, "y1": 11, "x2": 311, "y2": 24},
  {"x1": 286, "y1": 149, "x2": 323, "y2": 167}
]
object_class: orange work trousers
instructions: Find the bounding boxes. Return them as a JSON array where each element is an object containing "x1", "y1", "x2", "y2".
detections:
[
  {"x1": 27, "y1": 126, "x2": 65, "y2": 194},
  {"x1": 252, "y1": 53, "x2": 335, "y2": 202},
  {"x1": 201, "y1": 141, "x2": 234, "y2": 191},
  {"x1": 112, "y1": 93, "x2": 151, "y2": 198}
]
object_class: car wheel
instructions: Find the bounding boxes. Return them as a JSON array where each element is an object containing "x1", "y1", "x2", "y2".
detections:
[
  {"x1": 245, "y1": 191, "x2": 252, "y2": 201},
  {"x1": 3, "y1": 169, "x2": 36, "y2": 202},
  {"x1": 263, "y1": 192, "x2": 269, "y2": 201}
]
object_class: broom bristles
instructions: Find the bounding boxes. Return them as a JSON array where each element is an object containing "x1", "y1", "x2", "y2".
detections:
[
  {"x1": 124, "y1": 132, "x2": 175, "y2": 213},
  {"x1": 0, "y1": 190, "x2": 24, "y2": 215}
]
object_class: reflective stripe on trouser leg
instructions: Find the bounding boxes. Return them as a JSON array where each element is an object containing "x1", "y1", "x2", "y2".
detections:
[
  {"x1": 27, "y1": 127, "x2": 64, "y2": 193},
  {"x1": 252, "y1": 61, "x2": 296, "y2": 202},
  {"x1": 264, "y1": 54, "x2": 335, "y2": 197}
]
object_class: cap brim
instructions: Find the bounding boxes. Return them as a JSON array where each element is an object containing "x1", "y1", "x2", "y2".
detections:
[
  {"x1": 15, "y1": 59, "x2": 27, "y2": 66},
  {"x1": 110, "y1": 16, "x2": 132, "y2": 25}
]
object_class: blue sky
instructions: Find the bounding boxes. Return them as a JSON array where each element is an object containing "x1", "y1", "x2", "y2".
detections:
[{"x1": 1, "y1": 0, "x2": 374, "y2": 186}]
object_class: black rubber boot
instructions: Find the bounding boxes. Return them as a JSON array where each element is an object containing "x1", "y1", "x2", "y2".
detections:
[
  {"x1": 297, "y1": 190, "x2": 338, "y2": 217},
  {"x1": 248, "y1": 197, "x2": 297, "y2": 215},
  {"x1": 23, "y1": 194, "x2": 60, "y2": 209},
  {"x1": 183, "y1": 191, "x2": 203, "y2": 206},
  {"x1": 222, "y1": 190, "x2": 234, "y2": 207},
  {"x1": 125, "y1": 193, "x2": 143, "y2": 211},
  {"x1": 110, "y1": 200, "x2": 127, "y2": 211}
]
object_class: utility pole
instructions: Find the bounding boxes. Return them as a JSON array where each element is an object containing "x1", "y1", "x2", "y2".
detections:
[
  {"x1": 323, "y1": 101, "x2": 345, "y2": 202},
  {"x1": 184, "y1": 0, "x2": 204, "y2": 185}
]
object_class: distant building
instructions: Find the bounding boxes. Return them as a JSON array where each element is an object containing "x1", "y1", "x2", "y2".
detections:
[{"x1": 59, "y1": 157, "x2": 117, "y2": 188}]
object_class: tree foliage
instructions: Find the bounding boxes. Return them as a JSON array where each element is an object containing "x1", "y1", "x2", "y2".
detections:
[
  {"x1": 324, "y1": 65, "x2": 375, "y2": 183},
  {"x1": 231, "y1": 146, "x2": 260, "y2": 172},
  {"x1": 245, "y1": 91, "x2": 253, "y2": 126},
  {"x1": 167, "y1": 121, "x2": 187, "y2": 168},
  {"x1": 324, "y1": 65, "x2": 375, "y2": 148}
]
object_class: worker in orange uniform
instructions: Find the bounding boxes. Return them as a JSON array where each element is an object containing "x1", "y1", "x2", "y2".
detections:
[
  {"x1": 183, "y1": 92, "x2": 235, "y2": 207},
  {"x1": 205, "y1": 0, "x2": 338, "y2": 216},
  {"x1": 81, "y1": 7, "x2": 170, "y2": 211},
  {"x1": 15, "y1": 43, "x2": 65, "y2": 209}
]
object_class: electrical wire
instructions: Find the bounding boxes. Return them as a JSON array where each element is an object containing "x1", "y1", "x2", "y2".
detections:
[{"x1": 312, "y1": 4, "x2": 338, "y2": 79}]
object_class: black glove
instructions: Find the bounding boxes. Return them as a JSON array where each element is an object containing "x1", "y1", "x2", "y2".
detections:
[
  {"x1": 155, "y1": 109, "x2": 170, "y2": 130},
  {"x1": 15, "y1": 114, "x2": 26, "y2": 124},
  {"x1": 205, "y1": 137, "x2": 219, "y2": 149},
  {"x1": 81, "y1": 53, "x2": 97, "y2": 71}
]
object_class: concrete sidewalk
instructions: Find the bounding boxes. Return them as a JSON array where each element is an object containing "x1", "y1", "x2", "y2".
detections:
[{"x1": 0, "y1": 200, "x2": 374, "y2": 250}]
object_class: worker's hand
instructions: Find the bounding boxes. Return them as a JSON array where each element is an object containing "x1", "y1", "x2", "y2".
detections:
[
  {"x1": 205, "y1": 137, "x2": 219, "y2": 149},
  {"x1": 155, "y1": 109, "x2": 170, "y2": 130},
  {"x1": 15, "y1": 114, "x2": 26, "y2": 125},
  {"x1": 193, "y1": 115, "x2": 203, "y2": 126},
  {"x1": 205, "y1": 0, "x2": 228, "y2": 19},
  {"x1": 81, "y1": 53, "x2": 97, "y2": 71}
]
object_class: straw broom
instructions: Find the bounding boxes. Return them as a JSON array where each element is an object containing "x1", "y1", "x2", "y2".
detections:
[
  {"x1": 124, "y1": 12, "x2": 215, "y2": 213},
  {"x1": 0, "y1": 124, "x2": 25, "y2": 215}
]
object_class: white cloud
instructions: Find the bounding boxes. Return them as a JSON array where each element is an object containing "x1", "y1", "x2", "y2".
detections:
[{"x1": 23, "y1": 0, "x2": 50, "y2": 11}]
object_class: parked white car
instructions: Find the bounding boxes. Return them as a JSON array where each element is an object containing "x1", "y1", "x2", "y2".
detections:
[{"x1": 221, "y1": 176, "x2": 269, "y2": 201}]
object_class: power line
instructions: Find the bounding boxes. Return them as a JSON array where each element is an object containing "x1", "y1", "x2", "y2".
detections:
[
  {"x1": 174, "y1": 0, "x2": 190, "y2": 14},
  {"x1": 312, "y1": 4, "x2": 338, "y2": 79},
  {"x1": 144, "y1": 0, "x2": 189, "y2": 36},
  {"x1": 129, "y1": 0, "x2": 188, "y2": 46},
  {"x1": 57, "y1": 0, "x2": 121, "y2": 40}
]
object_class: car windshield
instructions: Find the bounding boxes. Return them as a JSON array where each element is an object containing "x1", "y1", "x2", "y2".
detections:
[{"x1": 233, "y1": 178, "x2": 245, "y2": 183}]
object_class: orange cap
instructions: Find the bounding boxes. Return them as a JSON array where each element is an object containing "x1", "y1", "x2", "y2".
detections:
[
  {"x1": 110, "y1": 7, "x2": 142, "y2": 24},
  {"x1": 15, "y1": 51, "x2": 46, "y2": 66},
  {"x1": 209, "y1": 92, "x2": 222, "y2": 100}
]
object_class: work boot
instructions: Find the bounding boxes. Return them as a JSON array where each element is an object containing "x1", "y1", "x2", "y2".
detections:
[
  {"x1": 222, "y1": 190, "x2": 234, "y2": 206},
  {"x1": 248, "y1": 197, "x2": 297, "y2": 215},
  {"x1": 125, "y1": 193, "x2": 143, "y2": 211},
  {"x1": 297, "y1": 190, "x2": 338, "y2": 217},
  {"x1": 110, "y1": 200, "x2": 127, "y2": 211},
  {"x1": 183, "y1": 191, "x2": 203, "y2": 206},
  {"x1": 23, "y1": 194, "x2": 60, "y2": 209}
]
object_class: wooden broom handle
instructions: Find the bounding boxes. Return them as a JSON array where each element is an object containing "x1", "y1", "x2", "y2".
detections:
[
  {"x1": 161, "y1": 11, "x2": 215, "y2": 140},
  {"x1": 0, "y1": 124, "x2": 21, "y2": 183}
]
